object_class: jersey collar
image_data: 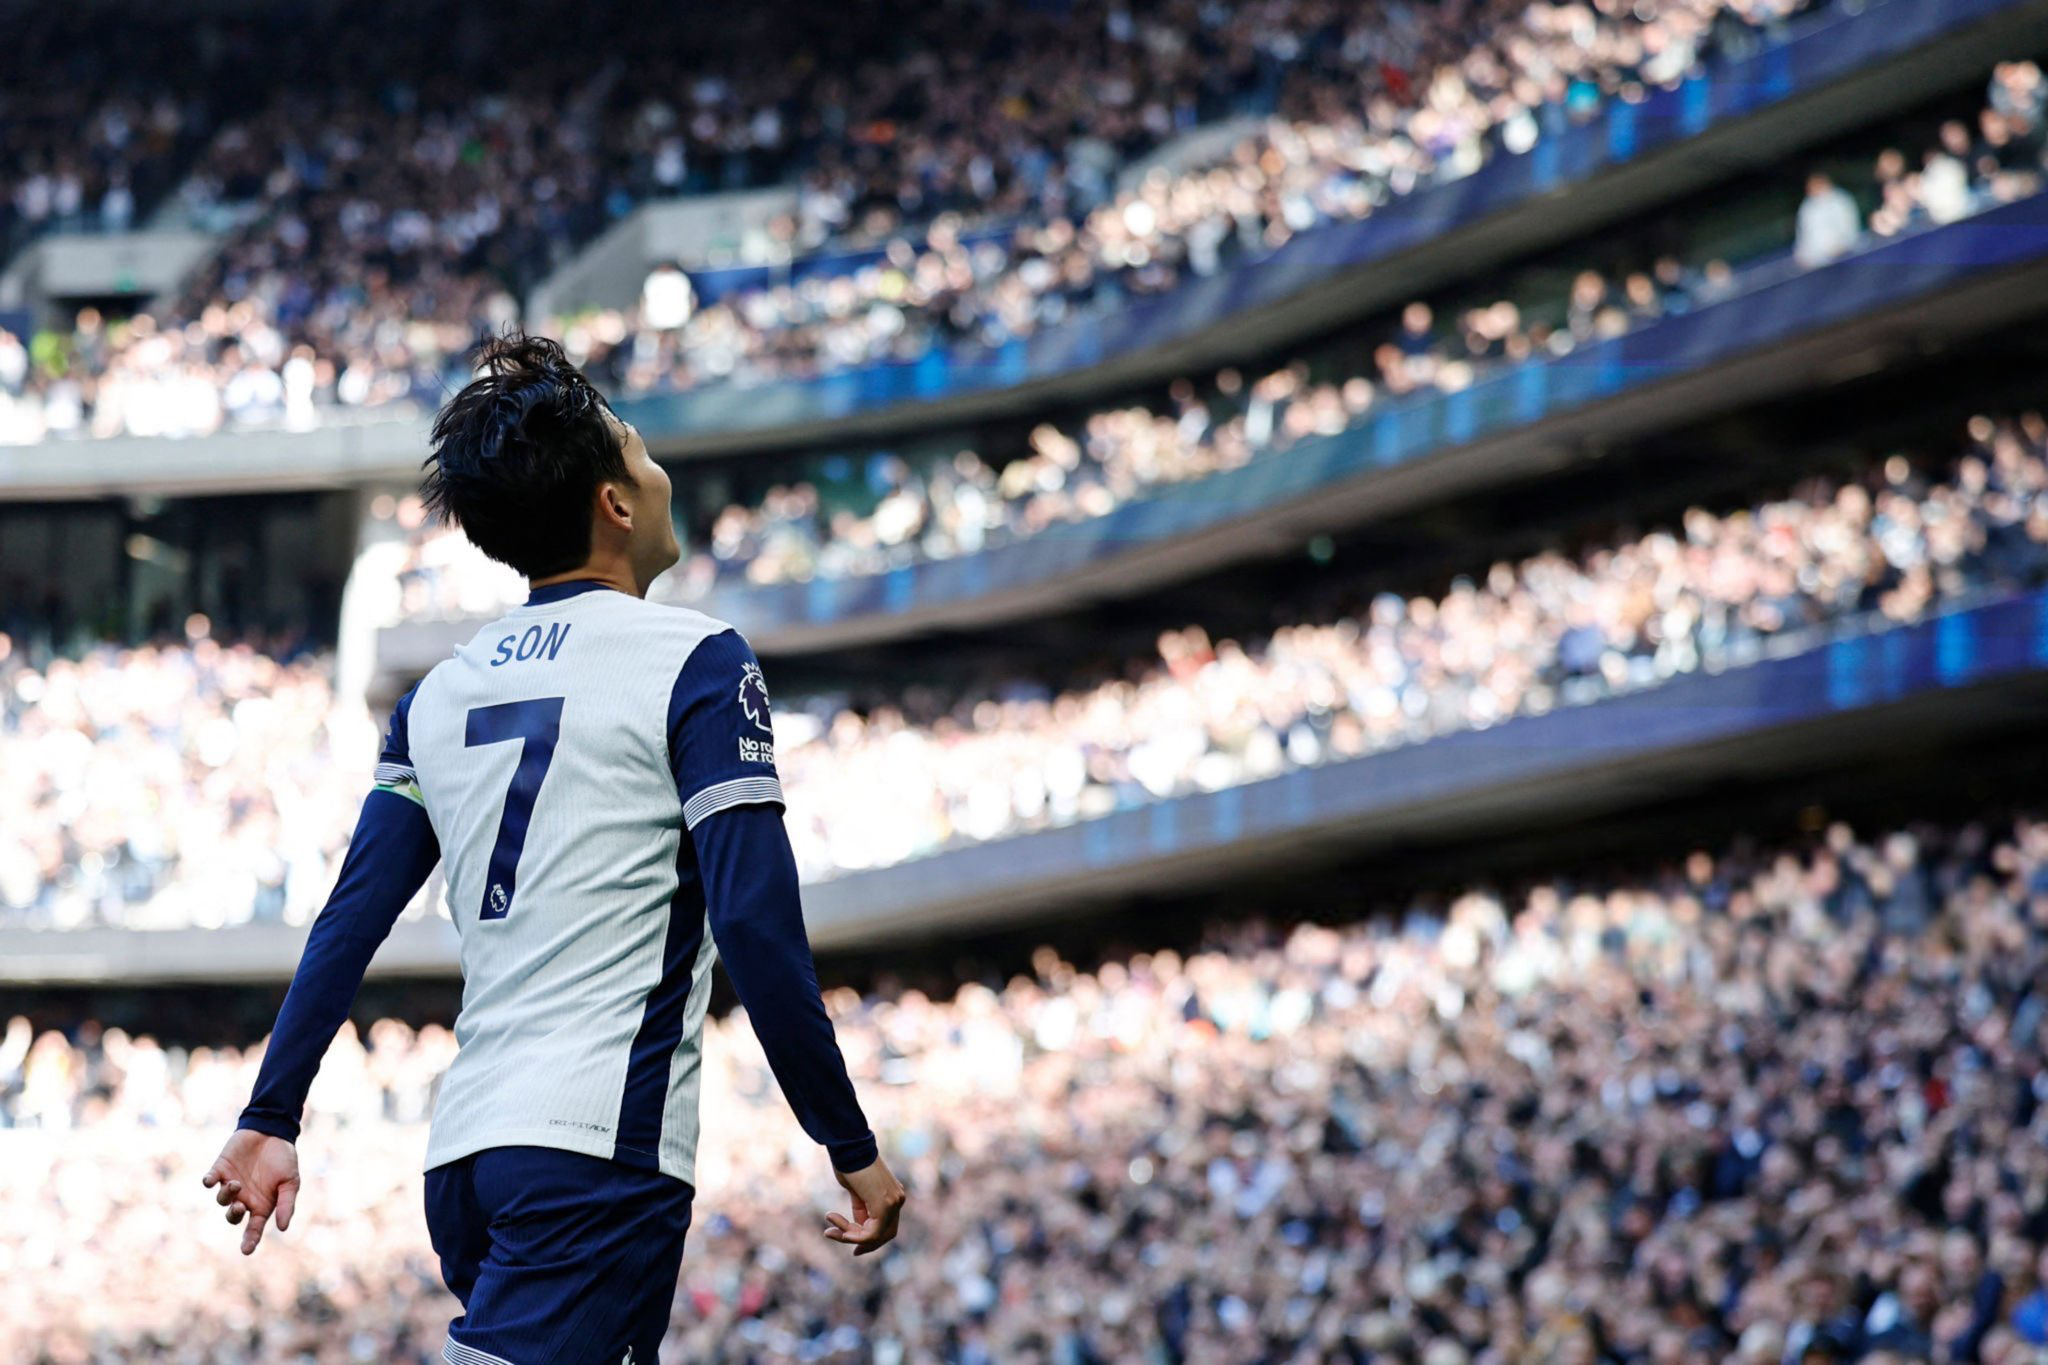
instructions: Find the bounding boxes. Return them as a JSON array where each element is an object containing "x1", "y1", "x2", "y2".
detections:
[{"x1": 525, "y1": 579, "x2": 621, "y2": 606}]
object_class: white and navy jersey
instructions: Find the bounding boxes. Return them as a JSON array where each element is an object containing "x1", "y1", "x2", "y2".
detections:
[{"x1": 239, "y1": 580, "x2": 876, "y2": 1186}]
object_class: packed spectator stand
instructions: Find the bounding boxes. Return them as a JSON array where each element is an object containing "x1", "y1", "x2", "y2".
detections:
[
  {"x1": 347, "y1": 57, "x2": 2047, "y2": 624},
  {"x1": 0, "y1": 0, "x2": 1837, "y2": 445},
  {"x1": 13, "y1": 811, "x2": 2048, "y2": 1361},
  {"x1": 561, "y1": 0, "x2": 1838, "y2": 400},
  {"x1": 9, "y1": 412, "x2": 2046, "y2": 927},
  {"x1": 8, "y1": 5, "x2": 2048, "y2": 1360}
]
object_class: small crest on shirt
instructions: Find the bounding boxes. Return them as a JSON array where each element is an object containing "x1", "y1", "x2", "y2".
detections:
[{"x1": 738, "y1": 659, "x2": 773, "y2": 734}]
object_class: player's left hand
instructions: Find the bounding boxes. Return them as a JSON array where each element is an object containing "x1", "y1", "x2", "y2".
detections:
[
  {"x1": 202, "y1": 1129, "x2": 301, "y2": 1255},
  {"x1": 824, "y1": 1154, "x2": 906, "y2": 1257}
]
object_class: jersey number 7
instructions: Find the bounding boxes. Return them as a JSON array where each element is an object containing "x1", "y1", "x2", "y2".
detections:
[{"x1": 464, "y1": 697, "x2": 565, "y2": 921}]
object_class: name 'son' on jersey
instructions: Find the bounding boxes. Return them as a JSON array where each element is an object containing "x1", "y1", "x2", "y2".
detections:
[{"x1": 490, "y1": 621, "x2": 573, "y2": 667}]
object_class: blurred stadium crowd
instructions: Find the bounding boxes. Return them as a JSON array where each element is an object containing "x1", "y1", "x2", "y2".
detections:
[
  {"x1": 556, "y1": 0, "x2": 1830, "y2": 397},
  {"x1": 0, "y1": 0, "x2": 1835, "y2": 444},
  {"x1": 768, "y1": 418, "x2": 2048, "y2": 878},
  {"x1": 0, "y1": 630, "x2": 369, "y2": 930},
  {"x1": 8, "y1": 1, "x2": 2048, "y2": 1360},
  {"x1": 7, "y1": 412, "x2": 2046, "y2": 926},
  {"x1": 354, "y1": 57, "x2": 2048, "y2": 613},
  {"x1": 13, "y1": 812, "x2": 2048, "y2": 1361}
]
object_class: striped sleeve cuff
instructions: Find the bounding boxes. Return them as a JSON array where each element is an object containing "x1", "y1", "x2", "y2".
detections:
[
  {"x1": 683, "y1": 775, "x2": 785, "y2": 829},
  {"x1": 444, "y1": 1336, "x2": 516, "y2": 1365}
]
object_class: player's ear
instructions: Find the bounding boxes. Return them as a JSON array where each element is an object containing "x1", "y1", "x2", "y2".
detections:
[{"x1": 597, "y1": 479, "x2": 634, "y2": 532}]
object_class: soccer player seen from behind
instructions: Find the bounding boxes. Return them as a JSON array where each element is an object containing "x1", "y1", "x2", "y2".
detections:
[{"x1": 202, "y1": 334, "x2": 905, "y2": 1364}]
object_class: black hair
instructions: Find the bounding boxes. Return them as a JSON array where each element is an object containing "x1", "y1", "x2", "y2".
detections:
[{"x1": 420, "y1": 333, "x2": 632, "y2": 578}]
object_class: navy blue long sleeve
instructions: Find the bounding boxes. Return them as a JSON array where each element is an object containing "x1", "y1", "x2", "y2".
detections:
[
  {"x1": 693, "y1": 803, "x2": 877, "y2": 1172},
  {"x1": 669, "y1": 628, "x2": 875, "y2": 1173},
  {"x1": 238, "y1": 789, "x2": 440, "y2": 1142}
]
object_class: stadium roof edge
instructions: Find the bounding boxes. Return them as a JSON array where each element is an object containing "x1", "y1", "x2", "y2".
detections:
[{"x1": 0, "y1": 414, "x2": 430, "y2": 502}]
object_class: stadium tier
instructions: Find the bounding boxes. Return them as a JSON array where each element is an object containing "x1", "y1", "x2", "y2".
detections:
[
  {"x1": 590, "y1": 0, "x2": 2041, "y2": 449},
  {"x1": 8, "y1": 44, "x2": 2047, "y2": 684},
  {"x1": 376, "y1": 175, "x2": 2048, "y2": 664},
  {"x1": 12, "y1": 582, "x2": 2048, "y2": 985},
  {"x1": 7, "y1": 413, "x2": 2048, "y2": 976},
  {"x1": 15, "y1": 811, "x2": 2048, "y2": 1358},
  {"x1": 1, "y1": 0, "x2": 2037, "y2": 476}
]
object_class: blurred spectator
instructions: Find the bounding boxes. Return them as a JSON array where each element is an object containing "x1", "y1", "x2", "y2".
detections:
[
  {"x1": 1920, "y1": 121, "x2": 1977, "y2": 225},
  {"x1": 1793, "y1": 170, "x2": 1863, "y2": 269},
  {"x1": 641, "y1": 263, "x2": 696, "y2": 332}
]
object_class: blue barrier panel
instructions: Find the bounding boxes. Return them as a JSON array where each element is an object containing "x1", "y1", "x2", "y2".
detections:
[
  {"x1": 617, "y1": 0, "x2": 2027, "y2": 442},
  {"x1": 701, "y1": 193, "x2": 2048, "y2": 640}
]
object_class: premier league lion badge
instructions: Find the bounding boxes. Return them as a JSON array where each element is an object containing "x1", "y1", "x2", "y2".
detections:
[{"x1": 738, "y1": 659, "x2": 774, "y2": 734}]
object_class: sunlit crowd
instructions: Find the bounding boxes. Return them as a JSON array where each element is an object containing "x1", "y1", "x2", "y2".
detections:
[
  {"x1": 0, "y1": 5, "x2": 277, "y2": 254},
  {"x1": 357, "y1": 57, "x2": 2048, "y2": 621},
  {"x1": 6, "y1": 412, "x2": 2045, "y2": 928},
  {"x1": 769, "y1": 416, "x2": 2048, "y2": 878},
  {"x1": 15, "y1": 810, "x2": 2048, "y2": 1361},
  {"x1": 655, "y1": 58, "x2": 2047, "y2": 590},
  {"x1": 13, "y1": 4, "x2": 2048, "y2": 1363},
  {"x1": 0, "y1": 628, "x2": 373, "y2": 931},
  {"x1": 0, "y1": 0, "x2": 1837, "y2": 446},
  {"x1": 555, "y1": 0, "x2": 1835, "y2": 396}
]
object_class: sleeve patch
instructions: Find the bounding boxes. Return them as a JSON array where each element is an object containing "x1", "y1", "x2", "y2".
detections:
[
  {"x1": 738, "y1": 659, "x2": 774, "y2": 735},
  {"x1": 672, "y1": 629, "x2": 782, "y2": 817}
]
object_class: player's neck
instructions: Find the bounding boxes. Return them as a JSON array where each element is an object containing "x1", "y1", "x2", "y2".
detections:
[{"x1": 528, "y1": 560, "x2": 647, "y2": 600}]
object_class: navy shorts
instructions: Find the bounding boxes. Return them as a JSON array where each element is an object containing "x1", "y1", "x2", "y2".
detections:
[{"x1": 424, "y1": 1145, "x2": 694, "y2": 1365}]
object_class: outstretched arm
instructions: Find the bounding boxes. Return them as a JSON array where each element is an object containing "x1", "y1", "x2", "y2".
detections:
[
  {"x1": 672, "y1": 631, "x2": 905, "y2": 1254},
  {"x1": 204, "y1": 694, "x2": 440, "y2": 1255},
  {"x1": 695, "y1": 804, "x2": 876, "y2": 1169},
  {"x1": 236, "y1": 787, "x2": 440, "y2": 1141},
  {"x1": 694, "y1": 804, "x2": 903, "y2": 1254}
]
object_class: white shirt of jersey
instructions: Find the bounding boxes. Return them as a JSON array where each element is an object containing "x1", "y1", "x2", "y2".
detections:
[{"x1": 381, "y1": 584, "x2": 783, "y2": 1184}]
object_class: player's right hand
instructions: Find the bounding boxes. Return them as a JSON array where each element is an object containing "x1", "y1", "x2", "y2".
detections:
[
  {"x1": 202, "y1": 1129, "x2": 300, "y2": 1256},
  {"x1": 824, "y1": 1155, "x2": 906, "y2": 1257}
]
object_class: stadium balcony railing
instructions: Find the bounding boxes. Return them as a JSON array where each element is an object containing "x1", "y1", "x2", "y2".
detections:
[
  {"x1": 369, "y1": 188, "x2": 2048, "y2": 675},
  {"x1": 0, "y1": 0, "x2": 2037, "y2": 503},
  {"x1": 11, "y1": 586, "x2": 2047, "y2": 982}
]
